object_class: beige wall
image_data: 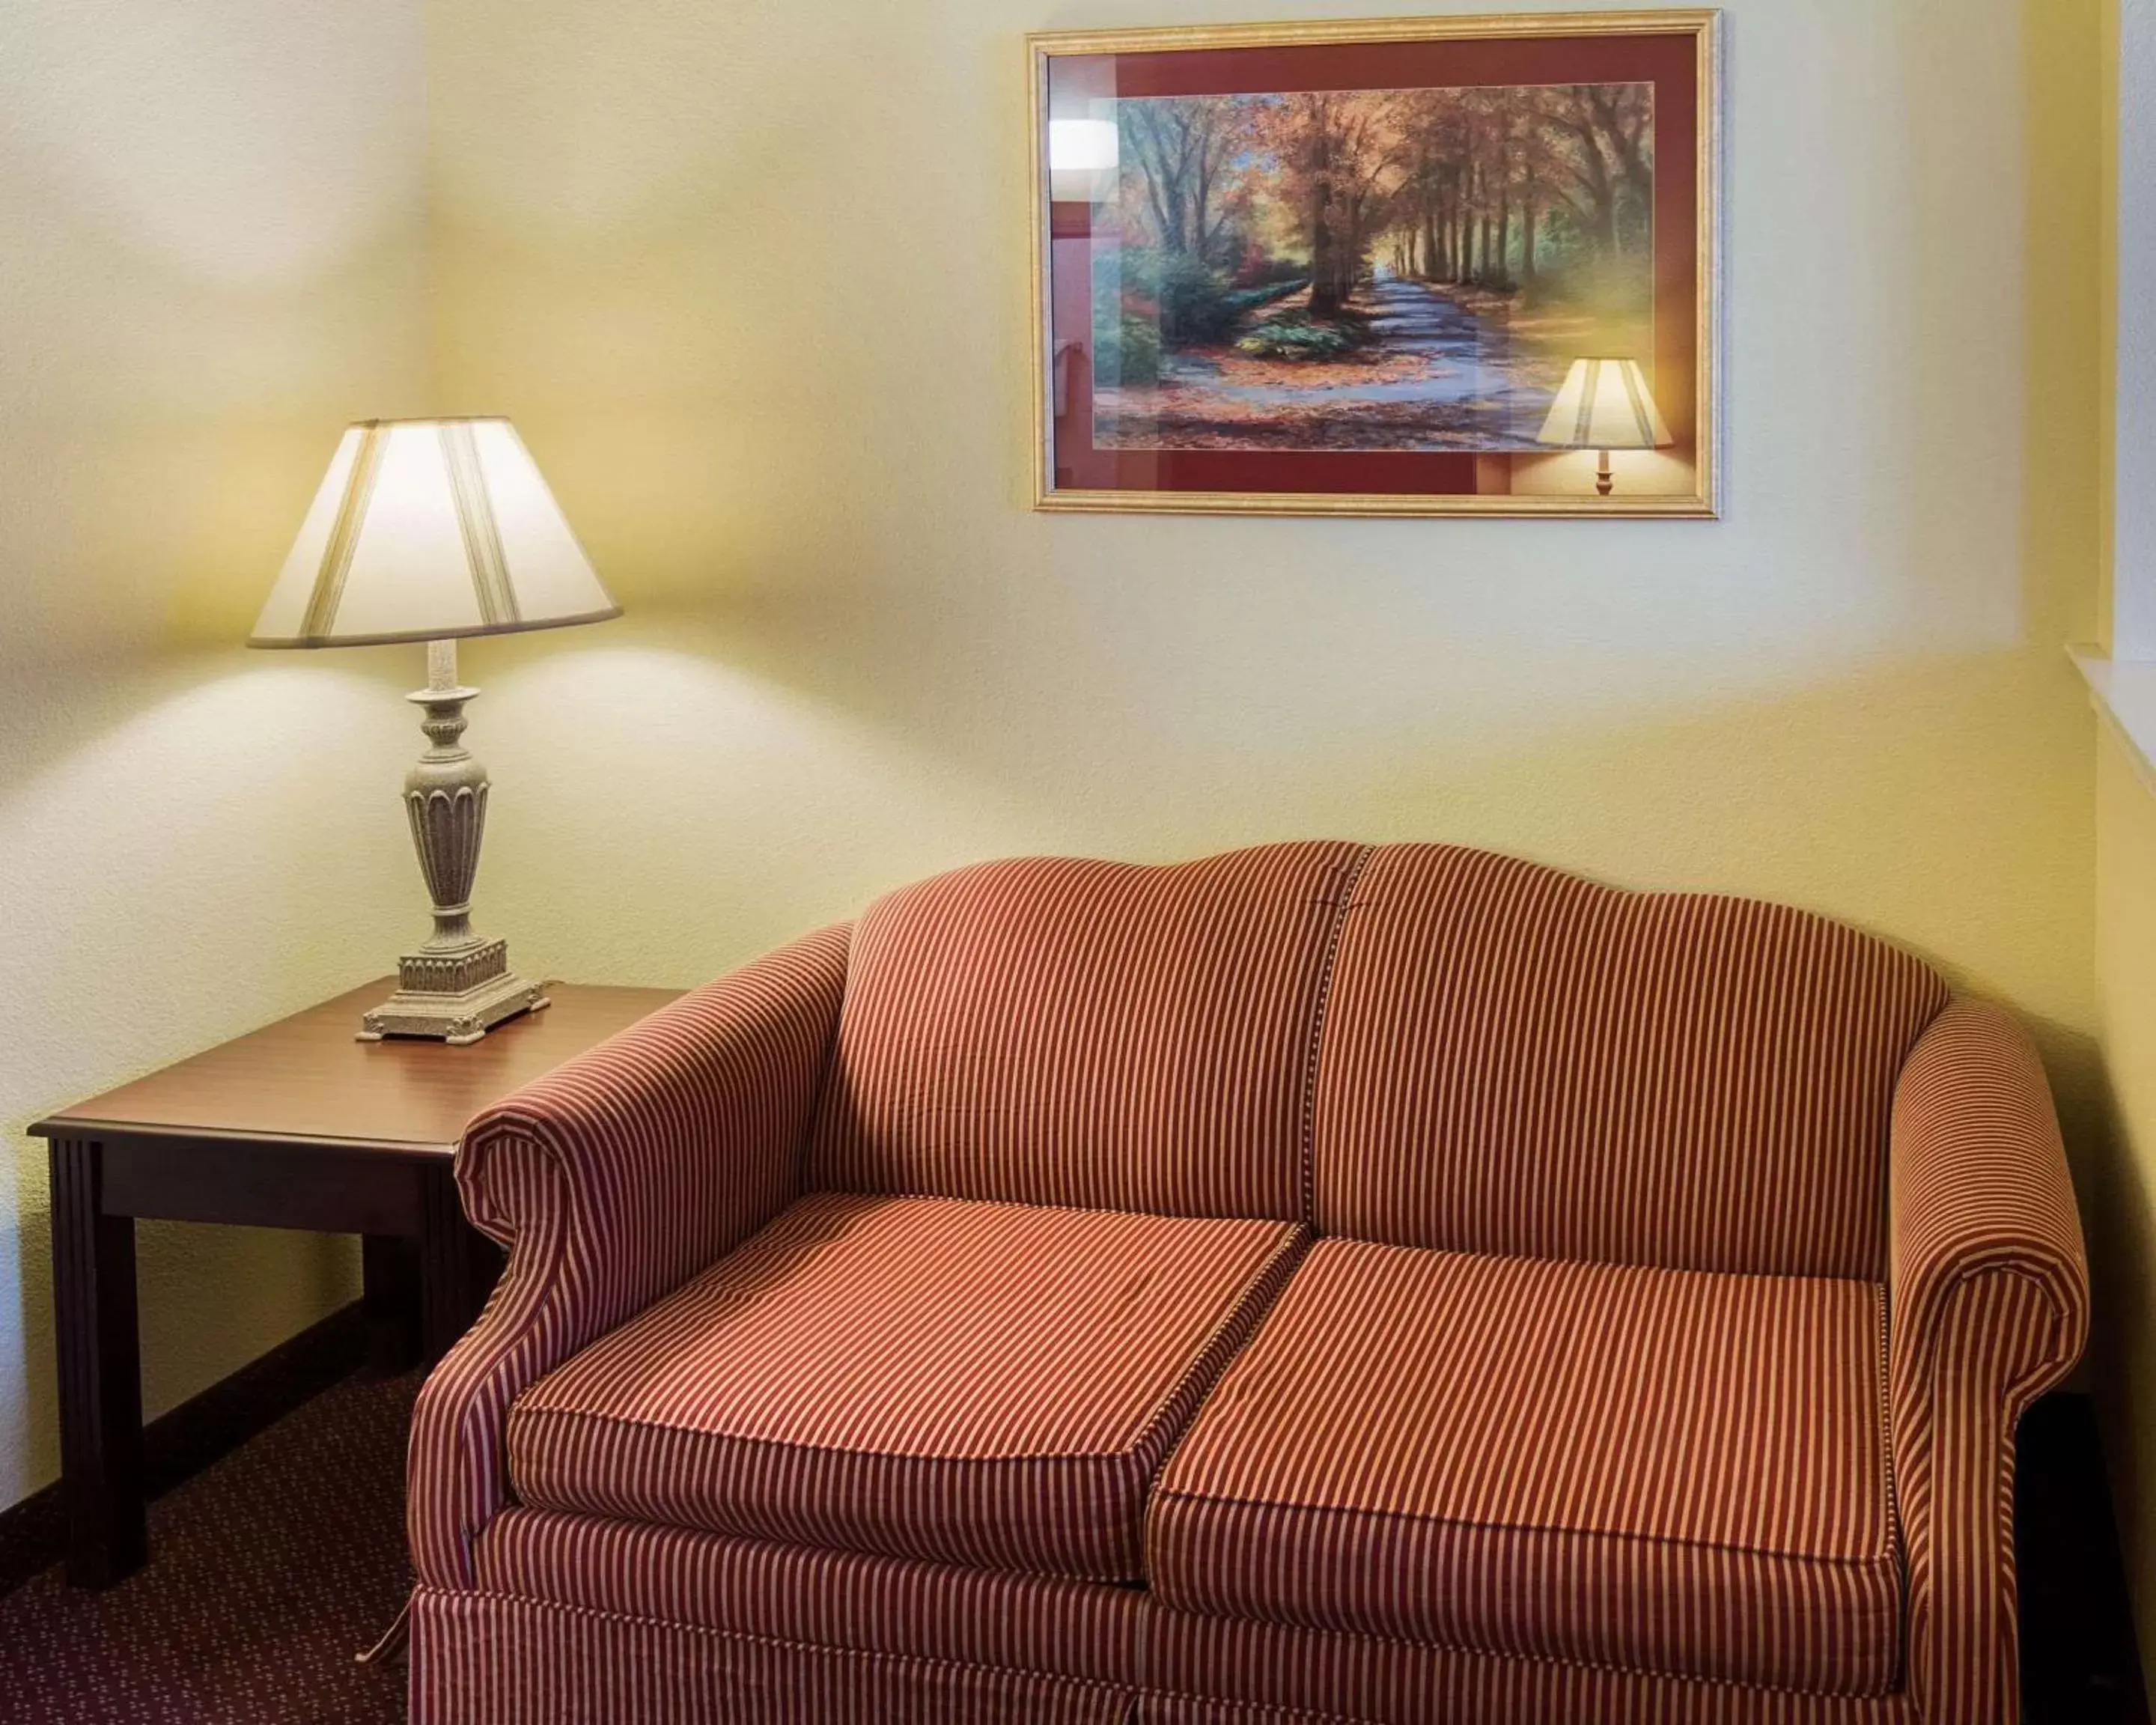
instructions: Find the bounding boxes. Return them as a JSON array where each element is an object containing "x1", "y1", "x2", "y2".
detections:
[
  {"x1": 419, "y1": 0, "x2": 2104, "y2": 1092},
  {"x1": 0, "y1": 2, "x2": 434, "y2": 1508},
  {"x1": 2094, "y1": 0, "x2": 2156, "y2": 1668},
  {"x1": 0, "y1": 0, "x2": 2116, "y2": 1537}
]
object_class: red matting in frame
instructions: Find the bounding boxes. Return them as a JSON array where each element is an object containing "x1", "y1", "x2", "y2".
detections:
[{"x1": 1044, "y1": 31, "x2": 1702, "y2": 499}]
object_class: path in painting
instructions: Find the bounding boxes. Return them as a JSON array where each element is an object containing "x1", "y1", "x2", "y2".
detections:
[{"x1": 1100, "y1": 267, "x2": 1559, "y2": 453}]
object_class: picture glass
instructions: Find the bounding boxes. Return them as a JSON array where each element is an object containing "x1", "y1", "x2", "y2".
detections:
[
  {"x1": 1094, "y1": 85, "x2": 1653, "y2": 454},
  {"x1": 1035, "y1": 20, "x2": 1715, "y2": 514}
]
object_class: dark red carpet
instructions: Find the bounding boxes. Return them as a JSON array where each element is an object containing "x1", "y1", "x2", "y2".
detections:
[{"x1": 0, "y1": 1369, "x2": 415, "y2": 1724}]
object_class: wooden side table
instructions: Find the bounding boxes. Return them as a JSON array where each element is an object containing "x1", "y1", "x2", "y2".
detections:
[{"x1": 28, "y1": 980, "x2": 678, "y2": 1588}]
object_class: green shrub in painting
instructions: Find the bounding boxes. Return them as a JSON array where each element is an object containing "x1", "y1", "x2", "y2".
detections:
[
  {"x1": 1151, "y1": 252, "x2": 1237, "y2": 345},
  {"x1": 1234, "y1": 311, "x2": 1370, "y2": 362},
  {"x1": 1106, "y1": 313, "x2": 1163, "y2": 386},
  {"x1": 1222, "y1": 279, "x2": 1307, "y2": 318},
  {"x1": 1091, "y1": 253, "x2": 1166, "y2": 387}
]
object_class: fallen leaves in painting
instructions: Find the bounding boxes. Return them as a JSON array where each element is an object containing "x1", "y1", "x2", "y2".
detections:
[
  {"x1": 1206, "y1": 350, "x2": 1450, "y2": 392},
  {"x1": 1094, "y1": 387, "x2": 1529, "y2": 451}
]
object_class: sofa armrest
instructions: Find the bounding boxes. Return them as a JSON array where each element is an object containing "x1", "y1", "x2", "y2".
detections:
[
  {"x1": 1887, "y1": 997, "x2": 2088, "y2": 1722},
  {"x1": 408, "y1": 923, "x2": 850, "y2": 1587}
]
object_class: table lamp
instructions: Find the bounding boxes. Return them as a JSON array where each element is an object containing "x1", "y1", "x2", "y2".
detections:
[
  {"x1": 1535, "y1": 358, "x2": 1675, "y2": 496},
  {"x1": 249, "y1": 418, "x2": 620, "y2": 1044}
]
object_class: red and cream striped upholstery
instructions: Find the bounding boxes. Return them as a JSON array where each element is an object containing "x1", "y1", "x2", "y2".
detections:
[
  {"x1": 409, "y1": 925, "x2": 849, "y2": 1587},
  {"x1": 1133, "y1": 1643, "x2": 1919, "y2": 1725},
  {"x1": 472, "y1": 1507, "x2": 1919, "y2": 1721},
  {"x1": 1886, "y1": 1001, "x2": 2089, "y2": 1724},
  {"x1": 508, "y1": 1191, "x2": 1306, "y2": 1579},
  {"x1": 1148, "y1": 1238, "x2": 1901, "y2": 1694},
  {"x1": 1139, "y1": 1602, "x2": 1925, "y2": 1725},
  {"x1": 472, "y1": 1509, "x2": 1146, "y2": 1685},
  {"x1": 806, "y1": 845, "x2": 1363, "y2": 1218},
  {"x1": 1314, "y1": 845, "x2": 1949, "y2": 1276},
  {"x1": 411, "y1": 1524, "x2": 1928, "y2": 1725},
  {"x1": 409, "y1": 1587, "x2": 1133, "y2": 1725},
  {"x1": 403, "y1": 841, "x2": 2089, "y2": 1725}
]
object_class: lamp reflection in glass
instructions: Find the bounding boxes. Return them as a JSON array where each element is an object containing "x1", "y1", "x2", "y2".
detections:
[
  {"x1": 1047, "y1": 115, "x2": 1120, "y2": 207},
  {"x1": 249, "y1": 418, "x2": 620, "y2": 1044},
  {"x1": 1535, "y1": 358, "x2": 1675, "y2": 496}
]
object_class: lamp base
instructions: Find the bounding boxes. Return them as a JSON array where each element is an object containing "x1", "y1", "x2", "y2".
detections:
[
  {"x1": 359, "y1": 640, "x2": 550, "y2": 1047},
  {"x1": 357, "y1": 939, "x2": 549, "y2": 1046}
]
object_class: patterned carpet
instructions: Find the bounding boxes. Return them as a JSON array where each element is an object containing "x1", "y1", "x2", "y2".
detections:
[{"x1": 0, "y1": 1369, "x2": 416, "y2": 1725}]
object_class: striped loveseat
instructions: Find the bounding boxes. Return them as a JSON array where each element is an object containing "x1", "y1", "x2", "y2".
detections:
[{"x1": 406, "y1": 842, "x2": 2087, "y2": 1725}]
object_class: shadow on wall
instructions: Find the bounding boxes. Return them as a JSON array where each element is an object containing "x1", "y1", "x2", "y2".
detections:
[
  {"x1": 0, "y1": 648, "x2": 418, "y2": 1505},
  {"x1": 479, "y1": 609, "x2": 2095, "y2": 997},
  {"x1": 2091, "y1": 1058, "x2": 2156, "y2": 1629},
  {"x1": 0, "y1": 0, "x2": 435, "y2": 1514},
  {"x1": 2092, "y1": 734, "x2": 2156, "y2": 1654}
]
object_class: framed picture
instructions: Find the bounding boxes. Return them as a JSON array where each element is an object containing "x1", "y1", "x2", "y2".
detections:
[{"x1": 1029, "y1": 10, "x2": 1722, "y2": 517}]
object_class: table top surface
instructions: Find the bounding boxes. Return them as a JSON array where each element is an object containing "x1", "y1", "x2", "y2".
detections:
[{"x1": 31, "y1": 982, "x2": 683, "y2": 1156}]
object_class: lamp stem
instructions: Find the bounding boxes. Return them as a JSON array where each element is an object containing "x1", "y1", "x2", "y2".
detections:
[
  {"x1": 1596, "y1": 450, "x2": 1615, "y2": 497},
  {"x1": 355, "y1": 636, "x2": 546, "y2": 1044},
  {"x1": 408, "y1": 647, "x2": 481, "y2": 953}
]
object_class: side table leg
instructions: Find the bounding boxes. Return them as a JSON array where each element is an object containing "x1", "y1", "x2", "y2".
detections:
[
  {"x1": 362, "y1": 1235, "x2": 423, "y2": 1373},
  {"x1": 48, "y1": 1136, "x2": 145, "y2": 1587},
  {"x1": 417, "y1": 1166, "x2": 502, "y2": 1365}
]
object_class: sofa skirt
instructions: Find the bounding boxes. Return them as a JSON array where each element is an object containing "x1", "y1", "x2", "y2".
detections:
[
  {"x1": 414, "y1": 1510, "x2": 1924, "y2": 1725},
  {"x1": 409, "y1": 1589, "x2": 1129, "y2": 1725}
]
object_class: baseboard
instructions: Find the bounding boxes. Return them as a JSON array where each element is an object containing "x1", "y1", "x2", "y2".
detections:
[{"x1": 0, "y1": 1300, "x2": 369, "y2": 1598}]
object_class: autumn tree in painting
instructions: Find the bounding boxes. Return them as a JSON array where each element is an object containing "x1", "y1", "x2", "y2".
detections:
[
  {"x1": 1118, "y1": 96, "x2": 1251, "y2": 264},
  {"x1": 1382, "y1": 84, "x2": 1654, "y2": 293},
  {"x1": 1245, "y1": 91, "x2": 1410, "y2": 317}
]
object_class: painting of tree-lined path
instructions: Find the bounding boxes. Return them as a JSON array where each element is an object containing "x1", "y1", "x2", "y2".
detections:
[{"x1": 1091, "y1": 83, "x2": 1656, "y2": 453}]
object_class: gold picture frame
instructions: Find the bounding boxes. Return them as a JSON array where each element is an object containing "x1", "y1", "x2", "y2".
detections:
[{"x1": 1029, "y1": 10, "x2": 1723, "y2": 518}]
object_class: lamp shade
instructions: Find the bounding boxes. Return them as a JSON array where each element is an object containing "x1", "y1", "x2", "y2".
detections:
[
  {"x1": 249, "y1": 418, "x2": 620, "y2": 648},
  {"x1": 1534, "y1": 358, "x2": 1675, "y2": 451}
]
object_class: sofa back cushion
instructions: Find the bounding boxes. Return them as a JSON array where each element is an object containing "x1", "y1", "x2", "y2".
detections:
[
  {"x1": 1312, "y1": 845, "x2": 1949, "y2": 1278},
  {"x1": 806, "y1": 842, "x2": 1362, "y2": 1219}
]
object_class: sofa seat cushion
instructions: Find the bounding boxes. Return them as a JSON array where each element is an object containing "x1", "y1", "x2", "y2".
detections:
[
  {"x1": 509, "y1": 1191, "x2": 1306, "y2": 1581},
  {"x1": 1147, "y1": 1239, "x2": 1901, "y2": 1697}
]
